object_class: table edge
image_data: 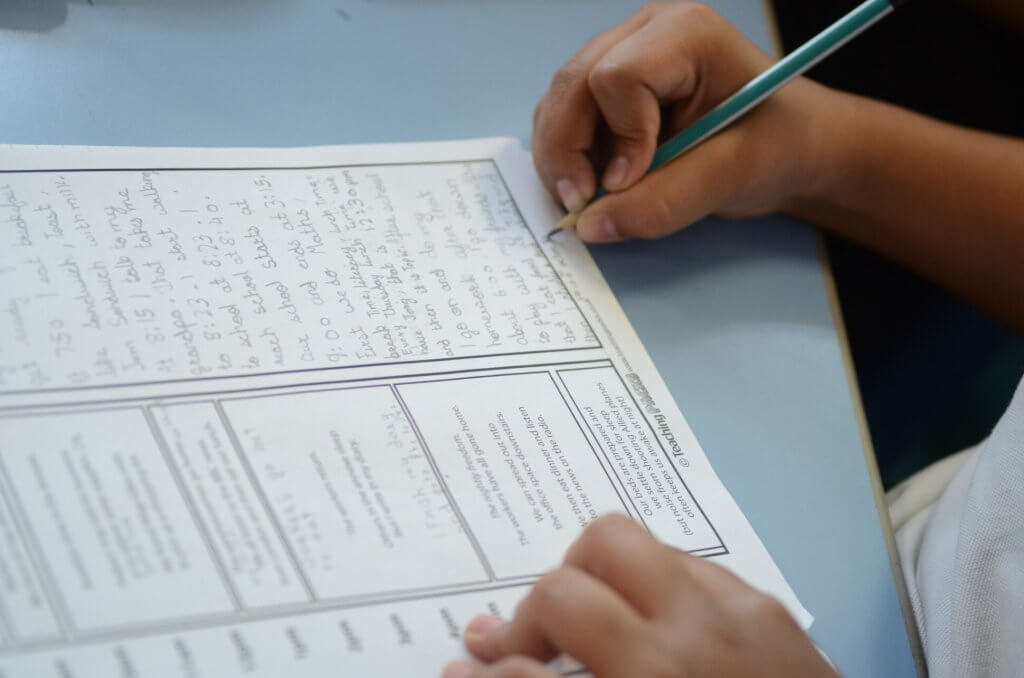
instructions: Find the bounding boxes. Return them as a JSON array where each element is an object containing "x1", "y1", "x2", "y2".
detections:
[{"x1": 760, "y1": 1, "x2": 925, "y2": 672}]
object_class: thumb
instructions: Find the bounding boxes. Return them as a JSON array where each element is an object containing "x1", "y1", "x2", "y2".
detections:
[{"x1": 576, "y1": 130, "x2": 744, "y2": 243}]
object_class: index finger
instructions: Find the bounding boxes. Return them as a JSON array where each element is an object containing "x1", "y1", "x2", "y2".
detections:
[
  {"x1": 465, "y1": 566, "x2": 645, "y2": 677},
  {"x1": 563, "y1": 514, "x2": 691, "y2": 616},
  {"x1": 531, "y1": 8, "x2": 652, "y2": 211}
]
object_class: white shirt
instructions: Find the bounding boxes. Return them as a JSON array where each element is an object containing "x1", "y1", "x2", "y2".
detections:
[{"x1": 888, "y1": 377, "x2": 1024, "y2": 677}]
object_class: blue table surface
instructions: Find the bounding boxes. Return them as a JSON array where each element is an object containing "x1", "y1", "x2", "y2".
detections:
[{"x1": 0, "y1": 0, "x2": 919, "y2": 675}]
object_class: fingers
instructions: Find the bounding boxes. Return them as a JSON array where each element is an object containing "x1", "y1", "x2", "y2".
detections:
[
  {"x1": 464, "y1": 566, "x2": 644, "y2": 676},
  {"x1": 450, "y1": 514, "x2": 821, "y2": 678},
  {"x1": 679, "y1": 555, "x2": 802, "y2": 632},
  {"x1": 532, "y1": 9, "x2": 652, "y2": 211},
  {"x1": 442, "y1": 656, "x2": 559, "y2": 678},
  {"x1": 533, "y1": 2, "x2": 749, "y2": 206},
  {"x1": 563, "y1": 514, "x2": 684, "y2": 616},
  {"x1": 586, "y1": 17, "x2": 702, "y2": 192},
  {"x1": 675, "y1": 547, "x2": 752, "y2": 599},
  {"x1": 575, "y1": 127, "x2": 745, "y2": 243},
  {"x1": 567, "y1": 516, "x2": 774, "y2": 627},
  {"x1": 534, "y1": 2, "x2": 781, "y2": 225}
]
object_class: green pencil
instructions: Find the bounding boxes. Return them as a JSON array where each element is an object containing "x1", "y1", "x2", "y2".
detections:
[{"x1": 546, "y1": 0, "x2": 907, "y2": 240}]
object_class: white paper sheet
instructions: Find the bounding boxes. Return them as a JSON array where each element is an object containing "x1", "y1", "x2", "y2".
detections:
[{"x1": 0, "y1": 138, "x2": 809, "y2": 677}]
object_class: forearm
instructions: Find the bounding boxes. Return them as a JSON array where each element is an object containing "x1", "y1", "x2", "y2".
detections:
[{"x1": 791, "y1": 91, "x2": 1024, "y2": 332}]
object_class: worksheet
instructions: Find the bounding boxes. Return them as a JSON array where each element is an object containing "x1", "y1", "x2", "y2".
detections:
[{"x1": 0, "y1": 138, "x2": 808, "y2": 677}]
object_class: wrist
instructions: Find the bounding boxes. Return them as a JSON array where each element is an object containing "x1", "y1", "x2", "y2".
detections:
[{"x1": 782, "y1": 83, "x2": 870, "y2": 219}]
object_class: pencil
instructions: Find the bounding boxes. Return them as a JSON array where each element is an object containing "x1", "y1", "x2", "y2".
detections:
[{"x1": 546, "y1": 0, "x2": 907, "y2": 241}]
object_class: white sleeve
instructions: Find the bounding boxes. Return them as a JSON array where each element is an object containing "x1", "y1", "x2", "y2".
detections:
[{"x1": 891, "y1": 377, "x2": 1024, "y2": 678}]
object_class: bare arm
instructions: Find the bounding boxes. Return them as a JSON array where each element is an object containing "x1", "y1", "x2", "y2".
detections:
[
  {"x1": 793, "y1": 93, "x2": 1024, "y2": 332},
  {"x1": 530, "y1": 3, "x2": 1024, "y2": 333}
]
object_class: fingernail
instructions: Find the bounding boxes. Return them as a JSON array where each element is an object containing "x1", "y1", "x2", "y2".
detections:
[
  {"x1": 442, "y1": 660, "x2": 475, "y2": 678},
  {"x1": 556, "y1": 179, "x2": 585, "y2": 214},
  {"x1": 464, "y1": 614, "x2": 504, "y2": 645},
  {"x1": 603, "y1": 156, "x2": 630, "y2": 191},
  {"x1": 577, "y1": 214, "x2": 618, "y2": 243}
]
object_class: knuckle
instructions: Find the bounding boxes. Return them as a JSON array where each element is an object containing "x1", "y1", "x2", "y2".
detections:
[
  {"x1": 586, "y1": 59, "x2": 631, "y2": 99},
  {"x1": 699, "y1": 613, "x2": 744, "y2": 654},
  {"x1": 530, "y1": 568, "x2": 572, "y2": 607},
  {"x1": 652, "y1": 196, "x2": 675, "y2": 234},
  {"x1": 625, "y1": 196, "x2": 674, "y2": 239},
  {"x1": 644, "y1": 1, "x2": 674, "y2": 17},
  {"x1": 672, "y1": 1, "x2": 721, "y2": 26},
  {"x1": 550, "y1": 60, "x2": 586, "y2": 94},
  {"x1": 580, "y1": 513, "x2": 636, "y2": 549},
  {"x1": 747, "y1": 592, "x2": 793, "y2": 627},
  {"x1": 531, "y1": 131, "x2": 561, "y2": 171}
]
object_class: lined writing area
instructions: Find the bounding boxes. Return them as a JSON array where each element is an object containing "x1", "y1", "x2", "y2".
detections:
[{"x1": 0, "y1": 160, "x2": 596, "y2": 394}]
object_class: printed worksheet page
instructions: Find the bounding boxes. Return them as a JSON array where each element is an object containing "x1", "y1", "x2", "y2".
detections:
[{"x1": 0, "y1": 138, "x2": 808, "y2": 677}]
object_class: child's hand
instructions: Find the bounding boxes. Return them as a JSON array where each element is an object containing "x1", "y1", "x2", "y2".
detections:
[
  {"x1": 532, "y1": 2, "x2": 839, "y2": 243},
  {"x1": 443, "y1": 515, "x2": 836, "y2": 678}
]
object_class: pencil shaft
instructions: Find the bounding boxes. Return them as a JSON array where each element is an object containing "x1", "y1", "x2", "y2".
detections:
[
  {"x1": 648, "y1": 0, "x2": 893, "y2": 173},
  {"x1": 550, "y1": 0, "x2": 896, "y2": 237}
]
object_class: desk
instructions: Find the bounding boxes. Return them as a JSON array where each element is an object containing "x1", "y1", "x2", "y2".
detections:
[{"x1": 0, "y1": 0, "x2": 919, "y2": 675}]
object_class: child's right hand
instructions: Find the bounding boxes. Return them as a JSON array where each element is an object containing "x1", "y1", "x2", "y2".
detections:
[{"x1": 532, "y1": 2, "x2": 844, "y2": 243}]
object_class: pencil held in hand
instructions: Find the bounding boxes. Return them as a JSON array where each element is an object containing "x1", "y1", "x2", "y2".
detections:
[{"x1": 542, "y1": 0, "x2": 897, "y2": 243}]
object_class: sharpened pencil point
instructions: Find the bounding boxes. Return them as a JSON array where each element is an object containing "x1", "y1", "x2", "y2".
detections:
[{"x1": 545, "y1": 212, "x2": 579, "y2": 241}]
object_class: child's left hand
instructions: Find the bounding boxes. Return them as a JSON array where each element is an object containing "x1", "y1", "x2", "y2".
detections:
[{"x1": 443, "y1": 514, "x2": 836, "y2": 678}]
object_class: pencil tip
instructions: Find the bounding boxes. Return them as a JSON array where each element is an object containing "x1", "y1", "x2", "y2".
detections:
[{"x1": 546, "y1": 212, "x2": 579, "y2": 241}]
